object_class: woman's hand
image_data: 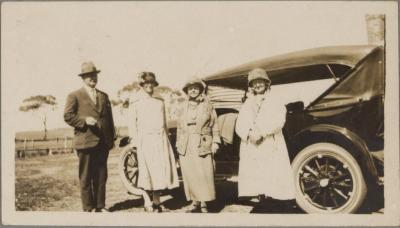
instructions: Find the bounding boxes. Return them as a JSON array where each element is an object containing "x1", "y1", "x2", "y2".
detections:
[
  {"x1": 211, "y1": 143, "x2": 219, "y2": 154},
  {"x1": 248, "y1": 128, "x2": 263, "y2": 145}
]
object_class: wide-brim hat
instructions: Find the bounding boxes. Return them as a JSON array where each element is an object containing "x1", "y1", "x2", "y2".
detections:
[
  {"x1": 183, "y1": 77, "x2": 205, "y2": 94},
  {"x1": 78, "y1": 61, "x2": 101, "y2": 76},
  {"x1": 248, "y1": 68, "x2": 271, "y2": 86},
  {"x1": 138, "y1": 72, "x2": 159, "y2": 87}
]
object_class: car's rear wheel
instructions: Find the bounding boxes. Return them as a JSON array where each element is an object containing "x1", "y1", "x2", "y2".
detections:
[
  {"x1": 292, "y1": 143, "x2": 367, "y2": 213},
  {"x1": 118, "y1": 146, "x2": 143, "y2": 196}
]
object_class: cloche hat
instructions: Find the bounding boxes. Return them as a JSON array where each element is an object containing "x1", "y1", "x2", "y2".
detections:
[
  {"x1": 182, "y1": 77, "x2": 206, "y2": 94},
  {"x1": 248, "y1": 68, "x2": 271, "y2": 86},
  {"x1": 138, "y1": 72, "x2": 159, "y2": 87}
]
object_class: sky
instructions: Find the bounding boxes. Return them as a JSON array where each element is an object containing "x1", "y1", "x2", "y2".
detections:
[{"x1": 1, "y1": 1, "x2": 395, "y2": 132}]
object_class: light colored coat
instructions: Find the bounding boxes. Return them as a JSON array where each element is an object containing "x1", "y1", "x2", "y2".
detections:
[
  {"x1": 235, "y1": 91, "x2": 295, "y2": 199},
  {"x1": 128, "y1": 90, "x2": 179, "y2": 191}
]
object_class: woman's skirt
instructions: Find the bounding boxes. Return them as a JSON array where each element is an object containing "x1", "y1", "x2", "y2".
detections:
[
  {"x1": 179, "y1": 134, "x2": 216, "y2": 202},
  {"x1": 136, "y1": 131, "x2": 179, "y2": 191}
]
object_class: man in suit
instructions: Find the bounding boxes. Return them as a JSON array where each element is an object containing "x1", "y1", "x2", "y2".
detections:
[{"x1": 64, "y1": 61, "x2": 115, "y2": 212}]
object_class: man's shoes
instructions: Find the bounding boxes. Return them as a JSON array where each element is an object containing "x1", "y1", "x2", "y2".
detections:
[
  {"x1": 83, "y1": 208, "x2": 95, "y2": 212},
  {"x1": 95, "y1": 208, "x2": 110, "y2": 212}
]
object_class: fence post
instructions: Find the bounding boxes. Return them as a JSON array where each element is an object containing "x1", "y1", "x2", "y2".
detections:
[
  {"x1": 23, "y1": 138, "x2": 27, "y2": 150},
  {"x1": 64, "y1": 136, "x2": 68, "y2": 153}
]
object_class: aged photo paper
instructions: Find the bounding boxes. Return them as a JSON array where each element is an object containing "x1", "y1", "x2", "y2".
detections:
[{"x1": 1, "y1": 1, "x2": 399, "y2": 226}]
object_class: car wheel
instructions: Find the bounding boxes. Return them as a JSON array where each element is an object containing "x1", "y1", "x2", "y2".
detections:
[
  {"x1": 292, "y1": 142, "x2": 367, "y2": 213},
  {"x1": 118, "y1": 146, "x2": 143, "y2": 196}
]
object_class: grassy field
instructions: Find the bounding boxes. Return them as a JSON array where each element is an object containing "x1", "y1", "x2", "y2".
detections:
[
  {"x1": 14, "y1": 147, "x2": 275, "y2": 213},
  {"x1": 15, "y1": 147, "x2": 148, "y2": 212},
  {"x1": 15, "y1": 144, "x2": 383, "y2": 213}
]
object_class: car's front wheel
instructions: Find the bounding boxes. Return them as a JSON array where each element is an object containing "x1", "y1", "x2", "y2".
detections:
[
  {"x1": 292, "y1": 143, "x2": 367, "y2": 213},
  {"x1": 118, "y1": 146, "x2": 144, "y2": 196}
]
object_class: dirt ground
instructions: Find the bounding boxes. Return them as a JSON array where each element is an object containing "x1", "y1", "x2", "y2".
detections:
[{"x1": 15, "y1": 148, "x2": 383, "y2": 214}]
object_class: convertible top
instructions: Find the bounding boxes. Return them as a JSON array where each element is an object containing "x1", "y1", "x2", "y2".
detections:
[{"x1": 203, "y1": 45, "x2": 379, "y2": 89}]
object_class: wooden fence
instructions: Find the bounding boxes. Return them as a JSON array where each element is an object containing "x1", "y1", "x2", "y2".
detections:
[{"x1": 15, "y1": 137, "x2": 74, "y2": 158}]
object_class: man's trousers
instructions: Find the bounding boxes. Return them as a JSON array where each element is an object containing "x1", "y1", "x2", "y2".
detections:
[{"x1": 77, "y1": 142, "x2": 109, "y2": 211}]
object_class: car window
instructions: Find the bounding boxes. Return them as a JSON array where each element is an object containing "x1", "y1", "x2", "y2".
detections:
[
  {"x1": 270, "y1": 79, "x2": 334, "y2": 107},
  {"x1": 329, "y1": 64, "x2": 352, "y2": 78}
]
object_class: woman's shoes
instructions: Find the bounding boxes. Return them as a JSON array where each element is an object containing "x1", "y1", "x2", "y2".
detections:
[
  {"x1": 200, "y1": 206, "x2": 208, "y2": 213},
  {"x1": 186, "y1": 203, "x2": 200, "y2": 213},
  {"x1": 154, "y1": 204, "x2": 168, "y2": 213},
  {"x1": 200, "y1": 202, "x2": 209, "y2": 213},
  {"x1": 145, "y1": 204, "x2": 168, "y2": 213},
  {"x1": 144, "y1": 205, "x2": 155, "y2": 213},
  {"x1": 186, "y1": 202, "x2": 209, "y2": 213}
]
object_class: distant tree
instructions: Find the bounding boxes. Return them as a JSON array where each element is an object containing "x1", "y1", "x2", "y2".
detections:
[
  {"x1": 121, "y1": 81, "x2": 141, "y2": 93},
  {"x1": 111, "y1": 80, "x2": 186, "y2": 121},
  {"x1": 19, "y1": 95, "x2": 57, "y2": 140}
]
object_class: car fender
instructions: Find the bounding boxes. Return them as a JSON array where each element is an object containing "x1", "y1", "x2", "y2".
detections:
[{"x1": 292, "y1": 124, "x2": 379, "y2": 183}]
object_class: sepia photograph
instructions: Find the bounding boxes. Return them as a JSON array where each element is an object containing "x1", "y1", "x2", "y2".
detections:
[{"x1": 1, "y1": 1, "x2": 399, "y2": 226}]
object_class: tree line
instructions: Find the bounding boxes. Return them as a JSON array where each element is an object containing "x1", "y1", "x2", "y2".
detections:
[{"x1": 19, "y1": 82, "x2": 185, "y2": 140}]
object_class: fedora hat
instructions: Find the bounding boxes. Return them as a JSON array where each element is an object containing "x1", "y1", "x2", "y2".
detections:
[
  {"x1": 78, "y1": 61, "x2": 101, "y2": 76},
  {"x1": 138, "y1": 72, "x2": 159, "y2": 87},
  {"x1": 182, "y1": 77, "x2": 205, "y2": 94},
  {"x1": 248, "y1": 68, "x2": 271, "y2": 86}
]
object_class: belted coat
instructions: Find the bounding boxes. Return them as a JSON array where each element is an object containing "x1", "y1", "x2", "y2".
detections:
[
  {"x1": 176, "y1": 98, "x2": 221, "y2": 156},
  {"x1": 175, "y1": 97, "x2": 220, "y2": 201}
]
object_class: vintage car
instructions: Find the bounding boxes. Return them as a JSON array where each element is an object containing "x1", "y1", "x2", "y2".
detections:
[{"x1": 119, "y1": 45, "x2": 384, "y2": 214}]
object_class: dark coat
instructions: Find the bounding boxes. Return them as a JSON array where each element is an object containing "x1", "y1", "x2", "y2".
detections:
[{"x1": 64, "y1": 87, "x2": 115, "y2": 150}]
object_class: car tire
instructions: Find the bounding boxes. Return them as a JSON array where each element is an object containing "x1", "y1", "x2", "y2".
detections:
[
  {"x1": 118, "y1": 146, "x2": 144, "y2": 196},
  {"x1": 292, "y1": 142, "x2": 367, "y2": 213}
]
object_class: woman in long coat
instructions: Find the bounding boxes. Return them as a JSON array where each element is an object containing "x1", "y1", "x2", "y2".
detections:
[
  {"x1": 235, "y1": 68, "x2": 295, "y2": 201},
  {"x1": 176, "y1": 78, "x2": 220, "y2": 213},
  {"x1": 128, "y1": 72, "x2": 179, "y2": 212}
]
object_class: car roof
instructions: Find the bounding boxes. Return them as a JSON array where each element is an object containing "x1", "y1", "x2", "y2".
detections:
[{"x1": 203, "y1": 45, "x2": 378, "y2": 86}]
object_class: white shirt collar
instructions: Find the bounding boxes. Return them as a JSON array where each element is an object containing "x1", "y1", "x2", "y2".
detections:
[{"x1": 83, "y1": 84, "x2": 96, "y2": 94}]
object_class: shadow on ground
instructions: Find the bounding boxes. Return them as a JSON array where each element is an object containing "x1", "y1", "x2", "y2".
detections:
[
  {"x1": 163, "y1": 187, "x2": 192, "y2": 210},
  {"x1": 109, "y1": 197, "x2": 144, "y2": 212},
  {"x1": 208, "y1": 181, "x2": 303, "y2": 214},
  {"x1": 108, "y1": 180, "x2": 382, "y2": 214}
]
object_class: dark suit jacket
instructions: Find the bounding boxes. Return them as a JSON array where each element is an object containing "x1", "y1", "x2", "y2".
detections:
[{"x1": 64, "y1": 87, "x2": 115, "y2": 150}]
